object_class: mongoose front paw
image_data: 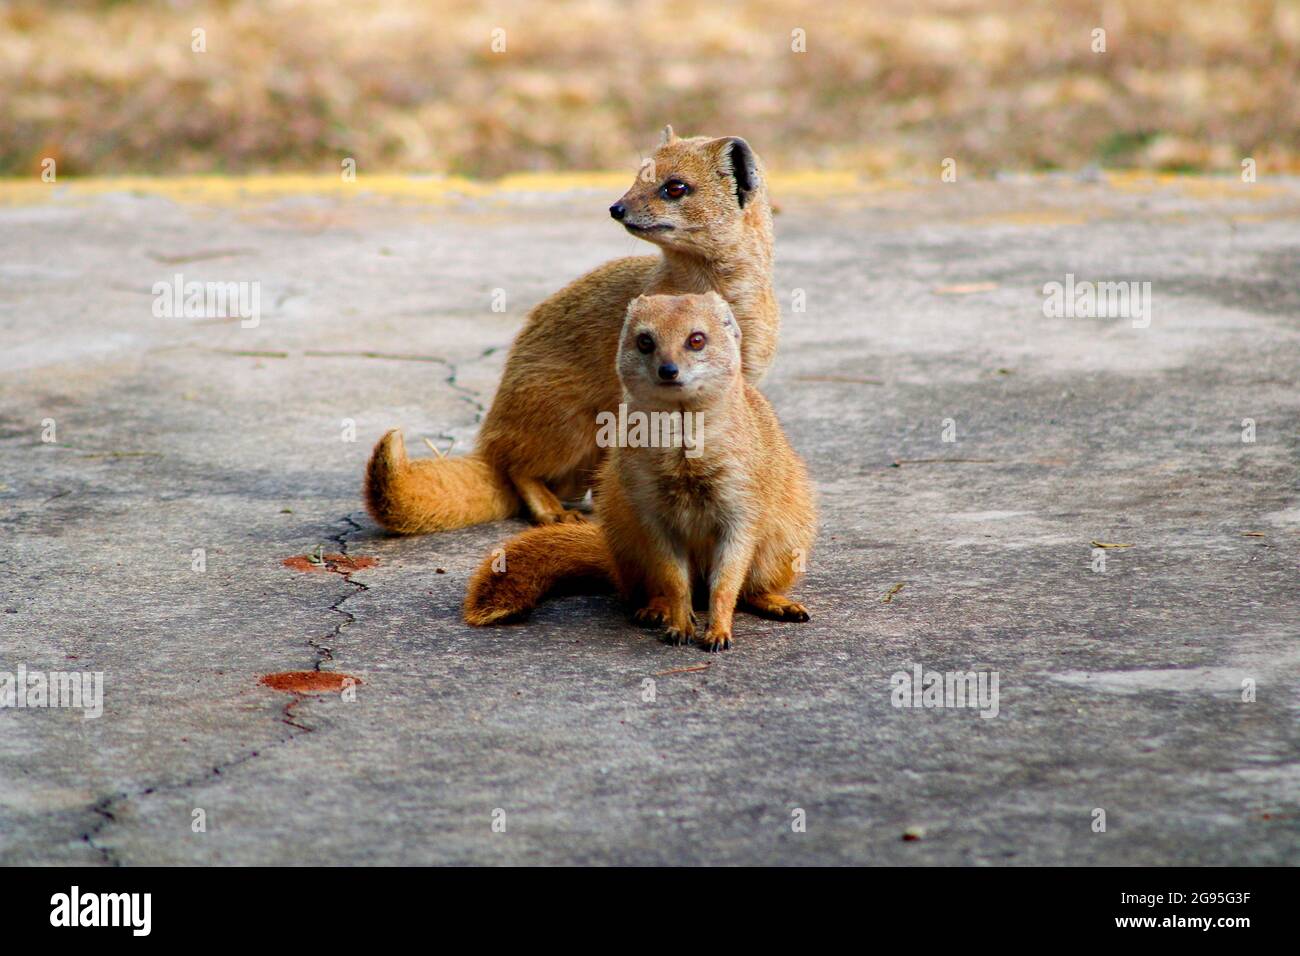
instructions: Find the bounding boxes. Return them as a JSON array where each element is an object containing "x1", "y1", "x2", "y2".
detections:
[
  {"x1": 663, "y1": 628, "x2": 692, "y2": 646},
  {"x1": 662, "y1": 617, "x2": 696, "y2": 647},
  {"x1": 699, "y1": 628, "x2": 732, "y2": 652}
]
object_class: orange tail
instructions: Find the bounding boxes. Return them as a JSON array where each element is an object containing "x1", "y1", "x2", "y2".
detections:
[
  {"x1": 464, "y1": 522, "x2": 614, "y2": 625},
  {"x1": 364, "y1": 429, "x2": 519, "y2": 534}
]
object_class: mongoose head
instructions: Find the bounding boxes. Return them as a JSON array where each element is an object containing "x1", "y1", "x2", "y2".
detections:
[
  {"x1": 618, "y1": 292, "x2": 743, "y2": 408},
  {"x1": 609, "y1": 126, "x2": 769, "y2": 258}
]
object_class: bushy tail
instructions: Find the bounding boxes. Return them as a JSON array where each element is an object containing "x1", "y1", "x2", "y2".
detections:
[
  {"x1": 464, "y1": 522, "x2": 613, "y2": 625},
  {"x1": 364, "y1": 429, "x2": 519, "y2": 534}
]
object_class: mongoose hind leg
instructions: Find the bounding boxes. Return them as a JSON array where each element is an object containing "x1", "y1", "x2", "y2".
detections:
[
  {"x1": 512, "y1": 474, "x2": 587, "y2": 524},
  {"x1": 740, "y1": 591, "x2": 810, "y2": 622},
  {"x1": 632, "y1": 597, "x2": 671, "y2": 628}
]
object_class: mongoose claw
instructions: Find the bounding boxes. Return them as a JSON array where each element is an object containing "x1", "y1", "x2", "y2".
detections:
[
  {"x1": 663, "y1": 623, "x2": 695, "y2": 647},
  {"x1": 699, "y1": 629, "x2": 732, "y2": 652}
]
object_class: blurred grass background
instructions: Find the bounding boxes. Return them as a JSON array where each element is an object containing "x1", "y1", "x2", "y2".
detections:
[{"x1": 3, "y1": 0, "x2": 1298, "y2": 178}]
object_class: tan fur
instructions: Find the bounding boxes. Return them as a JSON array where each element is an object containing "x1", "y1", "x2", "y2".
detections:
[
  {"x1": 363, "y1": 430, "x2": 518, "y2": 535},
  {"x1": 465, "y1": 293, "x2": 815, "y2": 652},
  {"x1": 462, "y1": 522, "x2": 613, "y2": 626},
  {"x1": 364, "y1": 131, "x2": 779, "y2": 533}
]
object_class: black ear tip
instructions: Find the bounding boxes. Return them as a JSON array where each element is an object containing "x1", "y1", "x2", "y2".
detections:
[
  {"x1": 728, "y1": 138, "x2": 753, "y2": 168},
  {"x1": 727, "y1": 138, "x2": 756, "y2": 205}
]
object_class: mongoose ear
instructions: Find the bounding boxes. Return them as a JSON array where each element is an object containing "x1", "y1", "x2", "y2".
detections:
[
  {"x1": 716, "y1": 137, "x2": 759, "y2": 208},
  {"x1": 722, "y1": 309, "x2": 742, "y2": 345},
  {"x1": 660, "y1": 124, "x2": 677, "y2": 146},
  {"x1": 707, "y1": 293, "x2": 743, "y2": 344}
]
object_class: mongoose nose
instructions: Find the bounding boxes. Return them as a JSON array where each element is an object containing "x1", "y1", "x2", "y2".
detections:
[
  {"x1": 658, "y1": 362, "x2": 679, "y2": 381},
  {"x1": 609, "y1": 203, "x2": 627, "y2": 221}
]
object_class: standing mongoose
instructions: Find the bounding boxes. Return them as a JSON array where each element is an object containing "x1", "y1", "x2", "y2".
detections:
[
  {"x1": 364, "y1": 126, "x2": 779, "y2": 534},
  {"x1": 463, "y1": 292, "x2": 815, "y2": 652}
]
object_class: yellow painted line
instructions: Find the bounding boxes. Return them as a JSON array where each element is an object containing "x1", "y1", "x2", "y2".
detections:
[
  {"x1": 0, "y1": 175, "x2": 490, "y2": 206},
  {"x1": 0, "y1": 170, "x2": 875, "y2": 206},
  {"x1": 2, "y1": 171, "x2": 1292, "y2": 208},
  {"x1": 1103, "y1": 170, "x2": 1282, "y2": 199}
]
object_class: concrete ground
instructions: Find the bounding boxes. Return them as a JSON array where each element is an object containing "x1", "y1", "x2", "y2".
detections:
[{"x1": 1, "y1": 172, "x2": 1297, "y2": 865}]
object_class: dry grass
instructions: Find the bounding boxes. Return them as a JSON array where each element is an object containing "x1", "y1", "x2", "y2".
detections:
[{"x1": 3, "y1": 0, "x2": 1298, "y2": 177}]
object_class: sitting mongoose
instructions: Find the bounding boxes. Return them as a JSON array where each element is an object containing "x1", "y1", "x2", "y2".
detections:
[{"x1": 463, "y1": 292, "x2": 815, "y2": 652}]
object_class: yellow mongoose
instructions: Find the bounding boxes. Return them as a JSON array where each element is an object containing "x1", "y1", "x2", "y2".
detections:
[
  {"x1": 364, "y1": 127, "x2": 779, "y2": 533},
  {"x1": 463, "y1": 292, "x2": 815, "y2": 652}
]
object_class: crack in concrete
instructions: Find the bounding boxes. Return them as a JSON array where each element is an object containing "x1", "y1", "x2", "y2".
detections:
[
  {"x1": 310, "y1": 512, "x2": 368, "y2": 672},
  {"x1": 78, "y1": 510, "x2": 368, "y2": 865},
  {"x1": 442, "y1": 354, "x2": 488, "y2": 424},
  {"x1": 145, "y1": 344, "x2": 494, "y2": 448}
]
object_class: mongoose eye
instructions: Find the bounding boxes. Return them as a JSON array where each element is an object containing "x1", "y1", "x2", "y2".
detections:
[
  {"x1": 687, "y1": 332, "x2": 707, "y2": 351},
  {"x1": 636, "y1": 333, "x2": 655, "y2": 354},
  {"x1": 660, "y1": 180, "x2": 691, "y2": 200}
]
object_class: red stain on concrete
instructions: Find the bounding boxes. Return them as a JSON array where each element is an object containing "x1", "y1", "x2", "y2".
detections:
[
  {"x1": 259, "y1": 671, "x2": 362, "y2": 693},
  {"x1": 282, "y1": 553, "x2": 378, "y2": 574}
]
